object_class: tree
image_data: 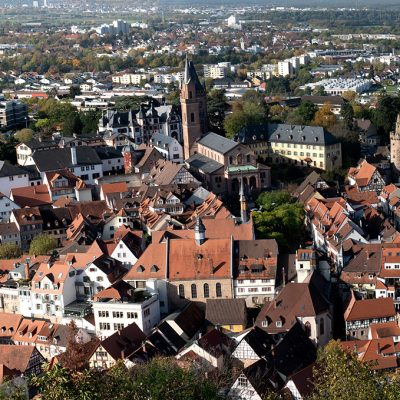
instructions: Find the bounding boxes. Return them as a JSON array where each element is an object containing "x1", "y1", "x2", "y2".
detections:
[
  {"x1": 368, "y1": 65, "x2": 374, "y2": 79},
  {"x1": 57, "y1": 320, "x2": 91, "y2": 371},
  {"x1": 310, "y1": 340, "x2": 400, "y2": 400},
  {"x1": 112, "y1": 95, "x2": 151, "y2": 112},
  {"x1": 312, "y1": 85, "x2": 326, "y2": 96},
  {"x1": 342, "y1": 90, "x2": 358, "y2": 102},
  {"x1": 29, "y1": 234, "x2": 57, "y2": 256},
  {"x1": 63, "y1": 113, "x2": 83, "y2": 136},
  {"x1": 31, "y1": 357, "x2": 223, "y2": 400},
  {"x1": 207, "y1": 89, "x2": 228, "y2": 136},
  {"x1": 0, "y1": 242, "x2": 20, "y2": 259},
  {"x1": 311, "y1": 102, "x2": 337, "y2": 130},
  {"x1": 69, "y1": 85, "x2": 82, "y2": 99},
  {"x1": 14, "y1": 128, "x2": 34, "y2": 143},
  {"x1": 292, "y1": 100, "x2": 319, "y2": 125},
  {"x1": 340, "y1": 102, "x2": 356, "y2": 129}
]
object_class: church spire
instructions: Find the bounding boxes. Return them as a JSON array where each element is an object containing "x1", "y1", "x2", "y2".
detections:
[
  {"x1": 184, "y1": 53, "x2": 190, "y2": 85},
  {"x1": 239, "y1": 177, "x2": 249, "y2": 224}
]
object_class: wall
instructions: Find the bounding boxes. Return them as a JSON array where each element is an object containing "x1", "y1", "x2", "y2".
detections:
[{"x1": 0, "y1": 174, "x2": 30, "y2": 198}]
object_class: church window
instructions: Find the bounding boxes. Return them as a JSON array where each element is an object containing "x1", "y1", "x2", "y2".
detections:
[
  {"x1": 305, "y1": 321, "x2": 311, "y2": 337},
  {"x1": 179, "y1": 285, "x2": 185, "y2": 298},
  {"x1": 191, "y1": 284, "x2": 197, "y2": 299},
  {"x1": 229, "y1": 156, "x2": 233, "y2": 164},
  {"x1": 191, "y1": 113, "x2": 195, "y2": 123},
  {"x1": 246, "y1": 155, "x2": 250, "y2": 163},
  {"x1": 237, "y1": 154, "x2": 243, "y2": 164}
]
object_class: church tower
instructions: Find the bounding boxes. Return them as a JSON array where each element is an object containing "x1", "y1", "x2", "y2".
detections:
[
  {"x1": 239, "y1": 177, "x2": 249, "y2": 224},
  {"x1": 122, "y1": 141, "x2": 136, "y2": 174},
  {"x1": 180, "y1": 56, "x2": 208, "y2": 160},
  {"x1": 391, "y1": 114, "x2": 400, "y2": 182}
]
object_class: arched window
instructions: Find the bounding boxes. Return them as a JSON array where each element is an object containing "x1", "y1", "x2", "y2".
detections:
[
  {"x1": 305, "y1": 321, "x2": 311, "y2": 337},
  {"x1": 216, "y1": 283, "x2": 222, "y2": 298},
  {"x1": 189, "y1": 91, "x2": 192, "y2": 99},
  {"x1": 320, "y1": 318, "x2": 324, "y2": 335},
  {"x1": 237, "y1": 154, "x2": 243, "y2": 164},
  {"x1": 179, "y1": 284, "x2": 185, "y2": 298},
  {"x1": 191, "y1": 113, "x2": 195, "y2": 123},
  {"x1": 246, "y1": 155, "x2": 250, "y2": 163},
  {"x1": 191, "y1": 284, "x2": 197, "y2": 299},
  {"x1": 203, "y1": 283, "x2": 209, "y2": 298},
  {"x1": 229, "y1": 156, "x2": 233, "y2": 164}
]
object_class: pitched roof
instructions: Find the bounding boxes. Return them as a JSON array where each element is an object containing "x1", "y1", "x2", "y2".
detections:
[
  {"x1": 101, "y1": 182, "x2": 128, "y2": 197},
  {"x1": 100, "y1": 322, "x2": 146, "y2": 361},
  {"x1": 206, "y1": 298, "x2": 246, "y2": 326},
  {"x1": 11, "y1": 207, "x2": 42, "y2": 226},
  {"x1": 0, "y1": 313, "x2": 22, "y2": 338},
  {"x1": 11, "y1": 185, "x2": 52, "y2": 207},
  {"x1": 162, "y1": 302, "x2": 205, "y2": 340},
  {"x1": 344, "y1": 295, "x2": 395, "y2": 321},
  {"x1": 197, "y1": 132, "x2": 237, "y2": 155},
  {"x1": 32, "y1": 146, "x2": 102, "y2": 171},
  {"x1": 185, "y1": 153, "x2": 224, "y2": 174},
  {"x1": 238, "y1": 326, "x2": 275, "y2": 358},
  {"x1": 168, "y1": 238, "x2": 232, "y2": 280},
  {"x1": 0, "y1": 345, "x2": 39, "y2": 373},
  {"x1": 0, "y1": 161, "x2": 29, "y2": 178},
  {"x1": 256, "y1": 273, "x2": 331, "y2": 332}
]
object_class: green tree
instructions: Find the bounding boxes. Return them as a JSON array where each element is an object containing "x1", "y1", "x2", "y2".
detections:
[
  {"x1": 340, "y1": 102, "x2": 356, "y2": 130},
  {"x1": 312, "y1": 85, "x2": 326, "y2": 96},
  {"x1": 310, "y1": 340, "x2": 400, "y2": 400},
  {"x1": 0, "y1": 242, "x2": 20, "y2": 259},
  {"x1": 292, "y1": 100, "x2": 319, "y2": 125},
  {"x1": 368, "y1": 65, "x2": 374, "y2": 79},
  {"x1": 63, "y1": 113, "x2": 83, "y2": 136},
  {"x1": 112, "y1": 95, "x2": 151, "y2": 112},
  {"x1": 14, "y1": 128, "x2": 34, "y2": 143},
  {"x1": 69, "y1": 85, "x2": 82, "y2": 99},
  {"x1": 207, "y1": 89, "x2": 228, "y2": 136},
  {"x1": 29, "y1": 234, "x2": 57, "y2": 256}
]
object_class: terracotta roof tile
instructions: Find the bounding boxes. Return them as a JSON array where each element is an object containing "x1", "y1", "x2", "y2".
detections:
[
  {"x1": 206, "y1": 299, "x2": 247, "y2": 326},
  {"x1": 344, "y1": 296, "x2": 395, "y2": 321},
  {"x1": 11, "y1": 185, "x2": 52, "y2": 207}
]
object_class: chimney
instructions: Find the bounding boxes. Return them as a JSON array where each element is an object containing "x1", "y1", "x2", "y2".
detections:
[
  {"x1": 24, "y1": 263, "x2": 29, "y2": 280},
  {"x1": 47, "y1": 262, "x2": 51, "y2": 269},
  {"x1": 377, "y1": 342, "x2": 380, "y2": 355},
  {"x1": 38, "y1": 137, "x2": 42, "y2": 142},
  {"x1": 282, "y1": 267, "x2": 286, "y2": 287},
  {"x1": 274, "y1": 300, "x2": 277, "y2": 308},
  {"x1": 33, "y1": 187, "x2": 36, "y2": 195},
  {"x1": 71, "y1": 147, "x2": 77, "y2": 165},
  {"x1": 366, "y1": 250, "x2": 369, "y2": 260}
]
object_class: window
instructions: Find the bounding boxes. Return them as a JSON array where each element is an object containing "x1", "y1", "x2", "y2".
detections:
[
  {"x1": 203, "y1": 283, "x2": 209, "y2": 298},
  {"x1": 305, "y1": 321, "x2": 311, "y2": 337},
  {"x1": 114, "y1": 323, "x2": 124, "y2": 331},
  {"x1": 320, "y1": 318, "x2": 324, "y2": 335},
  {"x1": 238, "y1": 376, "x2": 248, "y2": 388},
  {"x1": 113, "y1": 311, "x2": 123, "y2": 318},
  {"x1": 216, "y1": 283, "x2": 222, "y2": 298},
  {"x1": 262, "y1": 321, "x2": 268, "y2": 327},
  {"x1": 81, "y1": 174, "x2": 89, "y2": 180},
  {"x1": 179, "y1": 284, "x2": 185, "y2": 298},
  {"x1": 97, "y1": 276, "x2": 103, "y2": 282},
  {"x1": 127, "y1": 312, "x2": 138, "y2": 318},
  {"x1": 190, "y1": 113, "x2": 195, "y2": 123},
  {"x1": 98, "y1": 311, "x2": 109, "y2": 318},
  {"x1": 191, "y1": 284, "x2": 197, "y2": 299},
  {"x1": 99, "y1": 323, "x2": 110, "y2": 330},
  {"x1": 276, "y1": 321, "x2": 282, "y2": 327}
]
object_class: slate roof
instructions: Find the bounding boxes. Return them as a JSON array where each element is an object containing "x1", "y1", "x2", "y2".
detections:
[
  {"x1": 95, "y1": 146, "x2": 123, "y2": 160},
  {"x1": 197, "y1": 132, "x2": 237, "y2": 154},
  {"x1": 185, "y1": 153, "x2": 224, "y2": 174},
  {"x1": 237, "y1": 123, "x2": 340, "y2": 146},
  {"x1": 206, "y1": 298, "x2": 247, "y2": 326},
  {"x1": 32, "y1": 147, "x2": 102, "y2": 171},
  {"x1": 239, "y1": 326, "x2": 275, "y2": 358},
  {"x1": 151, "y1": 132, "x2": 175, "y2": 149},
  {"x1": 0, "y1": 161, "x2": 29, "y2": 178}
]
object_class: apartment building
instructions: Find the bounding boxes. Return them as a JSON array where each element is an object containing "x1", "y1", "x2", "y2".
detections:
[
  {"x1": 0, "y1": 99, "x2": 28, "y2": 130},
  {"x1": 203, "y1": 65, "x2": 227, "y2": 79},
  {"x1": 112, "y1": 74, "x2": 150, "y2": 85}
]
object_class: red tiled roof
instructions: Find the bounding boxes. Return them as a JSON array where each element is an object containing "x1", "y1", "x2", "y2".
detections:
[
  {"x1": 11, "y1": 185, "x2": 52, "y2": 207},
  {"x1": 344, "y1": 295, "x2": 395, "y2": 321},
  {"x1": 101, "y1": 182, "x2": 128, "y2": 197}
]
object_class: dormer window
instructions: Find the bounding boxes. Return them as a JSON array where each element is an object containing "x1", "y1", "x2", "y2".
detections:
[
  {"x1": 301, "y1": 136, "x2": 305, "y2": 141},
  {"x1": 137, "y1": 265, "x2": 144, "y2": 273},
  {"x1": 158, "y1": 199, "x2": 163, "y2": 205},
  {"x1": 276, "y1": 134, "x2": 280, "y2": 139},
  {"x1": 55, "y1": 221, "x2": 59, "y2": 227},
  {"x1": 314, "y1": 137, "x2": 318, "y2": 142},
  {"x1": 47, "y1": 222, "x2": 51, "y2": 227},
  {"x1": 31, "y1": 216, "x2": 35, "y2": 220},
  {"x1": 252, "y1": 135, "x2": 257, "y2": 140},
  {"x1": 288, "y1": 135, "x2": 292, "y2": 140},
  {"x1": 150, "y1": 265, "x2": 158, "y2": 273}
]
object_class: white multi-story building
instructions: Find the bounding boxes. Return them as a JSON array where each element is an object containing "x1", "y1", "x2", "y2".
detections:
[
  {"x1": 112, "y1": 74, "x2": 150, "y2": 85},
  {"x1": 203, "y1": 65, "x2": 226, "y2": 79},
  {"x1": 0, "y1": 194, "x2": 20, "y2": 223},
  {"x1": 150, "y1": 133, "x2": 184, "y2": 163},
  {"x1": 30, "y1": 262, "x2": 77, "y2": 323},
  {"x1": 93, "y1": 280, "x2": 160, "y2": 338},
  {"x1": 278, "y1": 61, "x2": 292, "y2": 77}
]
